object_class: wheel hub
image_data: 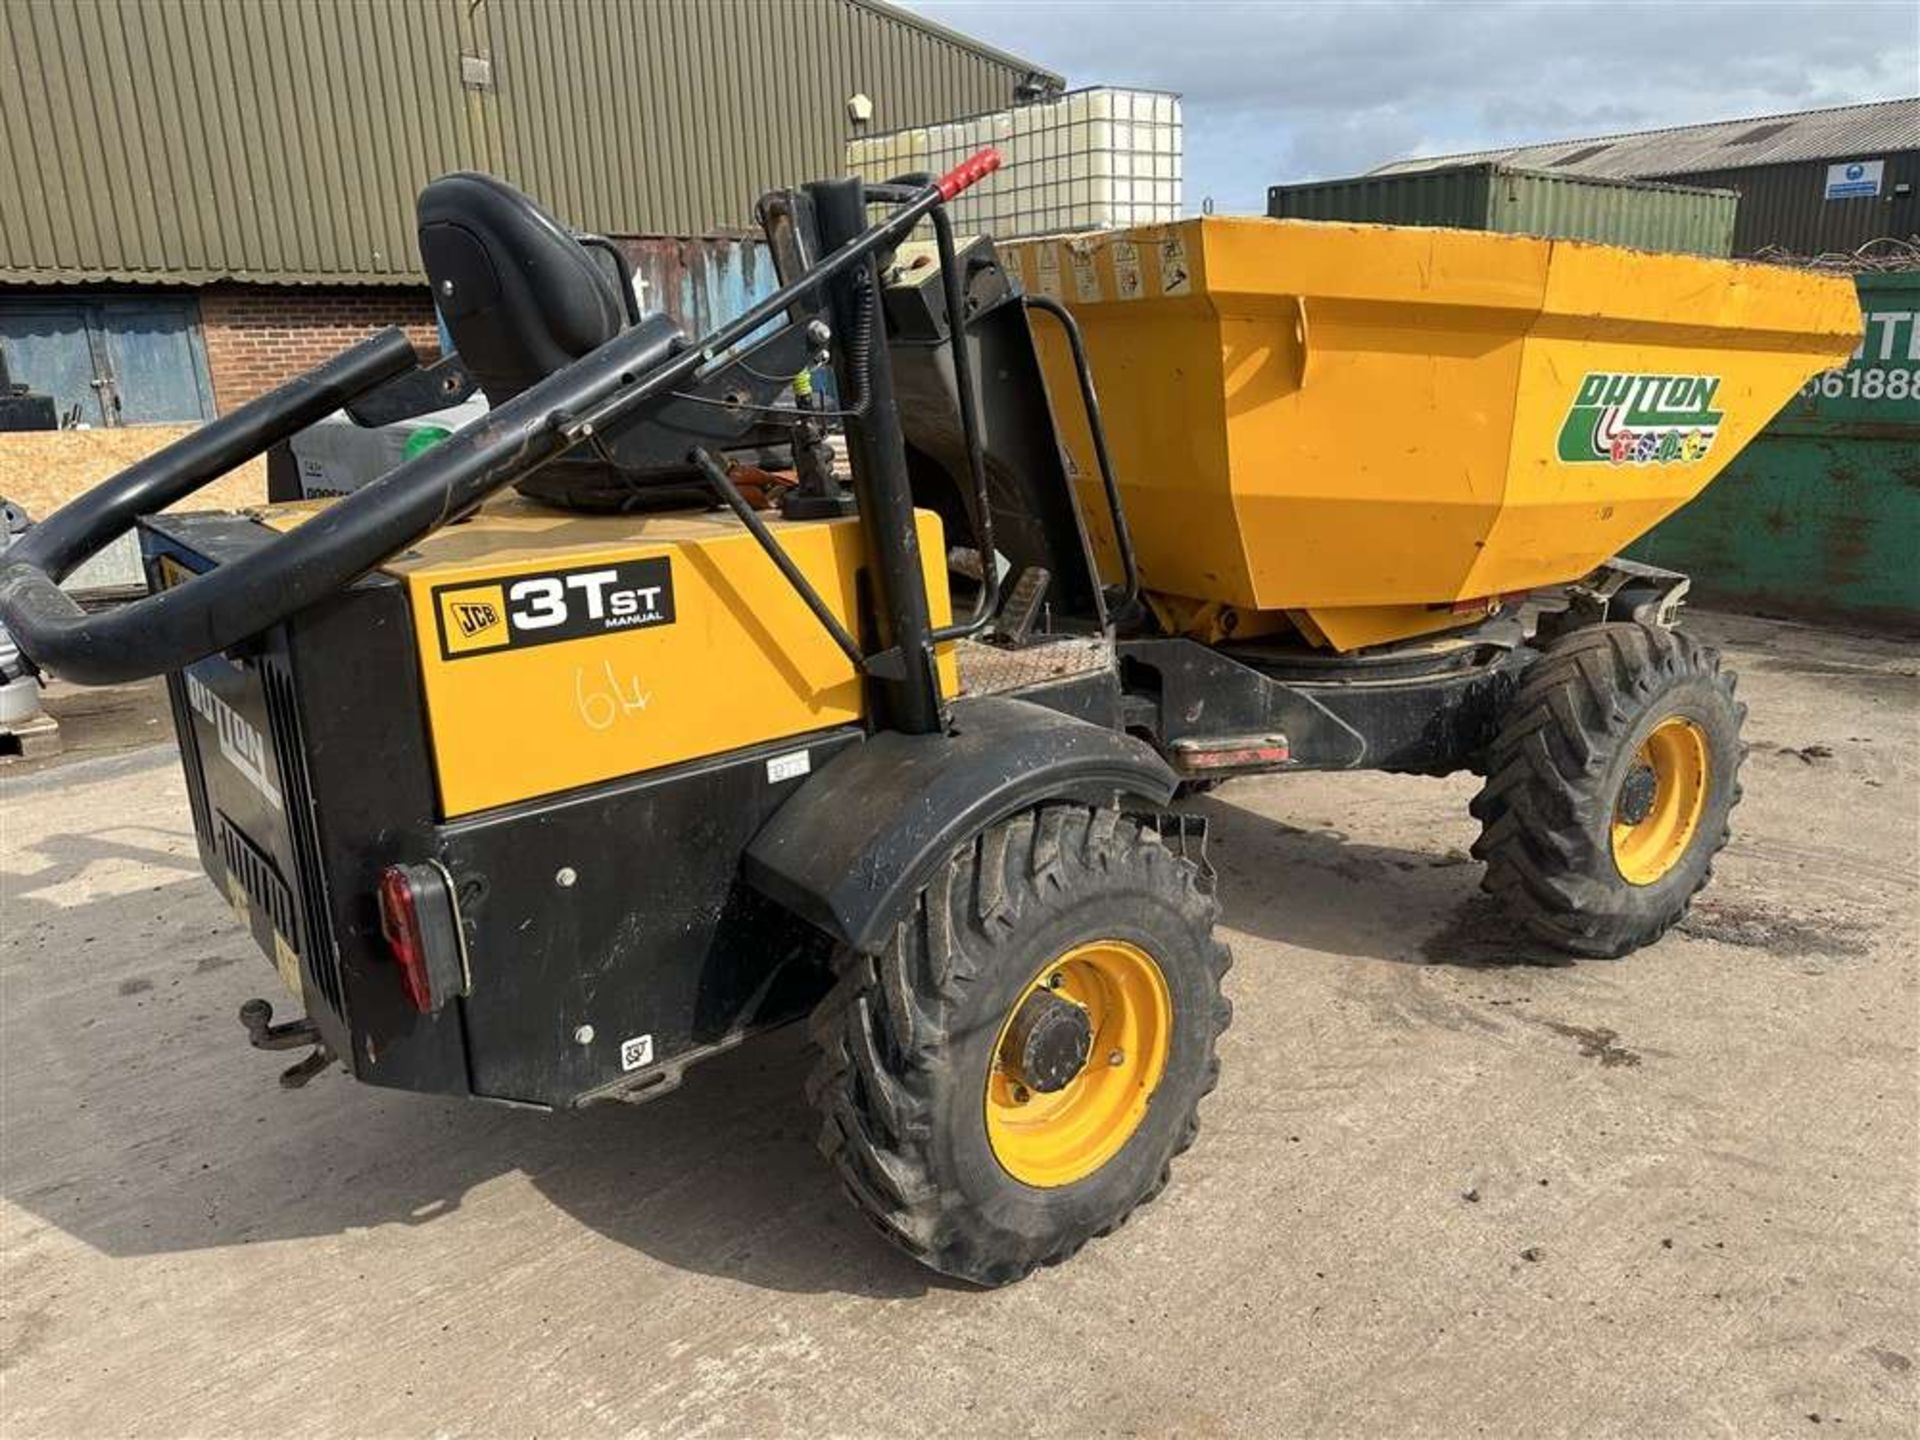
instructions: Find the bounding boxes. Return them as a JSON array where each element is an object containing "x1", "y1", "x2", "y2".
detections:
[
  {"x1": 1610, "y1": 715, "x2": 1711, "y2": 886},
  {"x1": 1001, "y1": 988, "x2": 1093, "y2": 1094},
  {"x1": 1616, "y1": 762, "x2": 1659, "y2": 825},
  {"x1": 984, "y1": 940, "x2": 1173, "y2": 1189}
]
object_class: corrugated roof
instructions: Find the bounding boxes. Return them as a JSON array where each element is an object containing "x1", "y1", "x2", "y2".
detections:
[
  {"x1": 1371, "y1": 97, "x2": 1920, "y2": 180},
  {"x1": 0, "y1": 0, "x2": 1060, "y2": 288}
]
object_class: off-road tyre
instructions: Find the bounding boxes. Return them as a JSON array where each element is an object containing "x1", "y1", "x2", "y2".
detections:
[
  {"x1": 807, "y1": 804, "x2": 1232, "y2": 1287},
  {"x1": 1470, "y1": 621, "x2": 1745, "y2": 958}
]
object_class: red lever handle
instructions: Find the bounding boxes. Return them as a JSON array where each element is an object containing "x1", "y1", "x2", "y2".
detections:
[{"x1": 936, "y1": 147, "x2": 1003, "y2": 201}]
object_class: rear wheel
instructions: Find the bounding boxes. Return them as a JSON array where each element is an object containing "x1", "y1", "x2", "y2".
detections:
[
  {"x1": 1470, "y1": 621, "x2": 1745, "y2": 957},
  {"x1": 807, "y1": 804, "x2": 1231, "y2": 1286}
]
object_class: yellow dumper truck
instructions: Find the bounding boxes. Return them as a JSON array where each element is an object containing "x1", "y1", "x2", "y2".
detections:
[{"x1": 0, "y1": 152, "x2": 1859, "y2": 1284}]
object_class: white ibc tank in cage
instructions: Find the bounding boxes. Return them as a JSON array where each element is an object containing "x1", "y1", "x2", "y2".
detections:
[{"x1": 848, "y1": 87, "x2": 1182, "y2": 238}]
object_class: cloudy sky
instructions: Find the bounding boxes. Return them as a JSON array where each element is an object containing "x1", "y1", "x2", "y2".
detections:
[{"x1": 904, "y1": 1, "x2": 1919, "y2": 214}]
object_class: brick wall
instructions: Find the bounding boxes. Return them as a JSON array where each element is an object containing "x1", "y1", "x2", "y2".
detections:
[{"x1": 198, "y1": 284, "x2": 440, "y2": 413}]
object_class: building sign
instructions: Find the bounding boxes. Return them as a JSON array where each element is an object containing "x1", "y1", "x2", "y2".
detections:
[{"x1": 1824, "y1": 160, "x2": 1884, "y2": 201}]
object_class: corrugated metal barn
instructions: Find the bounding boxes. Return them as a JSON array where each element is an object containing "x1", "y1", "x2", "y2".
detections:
[
  {"x1": 0, "y1": 0, "x2": 1057, "y2": 420},
  {"x1": 1373, "y1": 98, "x2": 1919, "y2": 258}
]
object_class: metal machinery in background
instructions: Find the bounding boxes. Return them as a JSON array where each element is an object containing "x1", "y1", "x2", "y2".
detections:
[{"x1": 0, "y1": 149, "x2": 1858, "y2": 1286}]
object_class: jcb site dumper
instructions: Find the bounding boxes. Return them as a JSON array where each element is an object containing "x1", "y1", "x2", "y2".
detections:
[{"x1": 0, "y1": 153, "x2": 1859, "y2": 1285}]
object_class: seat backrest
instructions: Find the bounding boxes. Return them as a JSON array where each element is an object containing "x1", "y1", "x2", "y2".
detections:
[{"x1": 417, "y1": 172, "x2": 627, "y2": 405}]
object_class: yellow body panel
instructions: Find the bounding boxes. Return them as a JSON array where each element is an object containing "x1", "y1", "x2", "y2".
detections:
[
  {"x1": 1007, "y1": 218, "x2": 1860, "y2": 649},
  {"x1": 1295, "y1": 602, "x2": 1495, "y2": 653},
  {"x1": 263, "y1": 496, "x2": 953, "y2": 817}
]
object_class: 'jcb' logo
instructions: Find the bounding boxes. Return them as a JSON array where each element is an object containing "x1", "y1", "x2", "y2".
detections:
[
  {"x1": 450, "y1": 599, "x2": 499, "y2": 637},
  {"x1": 436, "y1": 584, "x2": 510, "y2": 655}
]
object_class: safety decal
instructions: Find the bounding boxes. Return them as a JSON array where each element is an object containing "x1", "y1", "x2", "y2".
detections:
[
  {"x1": 1556, "y1": 372, "x2": 1723, "y2": 466},
  {"x1": 1032, "y1": 244, "x2": 1065, "y2": 301},
  {"x1": 620, "y1": 1034, "x2": 655, "y2": 1072},
  {"x1": 1155, "y1": 234, "x2": 1191, "y2": 296},
  {"x1": 432, "y1": 557, "x2": 676, "y2": 659},
  {"x1": 1067, "y1": 245, "x2": 1102, "y2": 303},
  {"x1": 766, "y1": 748, "x2": 811, "y2": 783},
  {"x1": 1111, "y1": 239, "x2": 1144, "y2": 301}
]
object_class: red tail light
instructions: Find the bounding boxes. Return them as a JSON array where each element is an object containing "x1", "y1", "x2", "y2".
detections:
[{"x1": 376, "y1": 862, "x2": 466, "y2": 1014}]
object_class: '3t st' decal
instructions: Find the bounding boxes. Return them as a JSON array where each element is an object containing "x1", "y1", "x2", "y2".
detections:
[{"x1": 432, "y1": 557, "x2": 676, "y2": 658}]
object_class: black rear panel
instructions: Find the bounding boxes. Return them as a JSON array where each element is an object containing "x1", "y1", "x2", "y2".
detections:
[
  {"x1": 436, "y1": 727, "x2": 858, "y2": 1107},
  {"x1": 144, "y1": 514, "x2": 467, "y2": 1096},
  {"x1": 143, "y1": 510, "x2": 861, "y2": 1111}
]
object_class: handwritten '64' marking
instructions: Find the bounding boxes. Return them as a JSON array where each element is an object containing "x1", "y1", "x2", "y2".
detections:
[{"x1": 576, "y1": 662, "x2": 652, "y2": 731}]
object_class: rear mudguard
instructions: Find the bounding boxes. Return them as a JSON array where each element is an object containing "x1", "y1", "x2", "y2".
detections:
[{"x1": 744, "y1": 695, "x2": 1175, "y2": 954}]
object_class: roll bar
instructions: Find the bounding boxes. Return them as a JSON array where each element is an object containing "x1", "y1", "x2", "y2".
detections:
[{"x1": 0, "y1": 151, "x2": 1002, "y2": 685}]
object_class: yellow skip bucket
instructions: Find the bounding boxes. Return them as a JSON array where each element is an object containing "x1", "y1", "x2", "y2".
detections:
[{"x1": 1006, "y1": 219, "x2": 1860, "y2": 650}]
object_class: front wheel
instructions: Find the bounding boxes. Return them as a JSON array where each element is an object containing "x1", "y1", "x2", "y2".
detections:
[
  {"x1": 807, "y1": 804, "x2": 1232, "y2": 1286},
  {"x1": 1470, "y1": 621, "x2": 1745, "y2": 958}
]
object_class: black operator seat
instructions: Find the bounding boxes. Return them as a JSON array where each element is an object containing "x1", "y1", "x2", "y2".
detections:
[{"x1": 416, "y1": 172, "x2": 629, "y2": 405}]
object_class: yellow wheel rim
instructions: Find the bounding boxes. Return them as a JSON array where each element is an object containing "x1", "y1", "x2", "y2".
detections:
[
  {"x1": 1610, "y1": 716, "x2": 1710, "y2": 886},
  {"x1": 984, "y1": 940, "x2": 1172, "y2": 1188}
]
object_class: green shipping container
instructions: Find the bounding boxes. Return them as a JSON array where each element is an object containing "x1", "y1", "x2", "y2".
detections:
[
  {"x1": 1267, "y1": 163, "x2": 1738, "y2": 257},
  {"x1": 1631, "y1": 271, "x2": 1920, "y2": 632}
]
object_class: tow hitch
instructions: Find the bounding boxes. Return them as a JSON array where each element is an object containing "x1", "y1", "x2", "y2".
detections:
[{"x1": 238, "y1": 999, "x2": 335, "y2": 1089}]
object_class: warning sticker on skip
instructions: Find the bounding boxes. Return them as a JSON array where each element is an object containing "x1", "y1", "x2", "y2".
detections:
[
  {"x1": 1033, "y1": 245, "x2": 1064, "y2": 301},
  {"x1": 1068, "y1": 247, "x2": 1102, "y2": 302},
  {"x1": 1156, "y1": 234, "x2": 1191, "y2": 296}
]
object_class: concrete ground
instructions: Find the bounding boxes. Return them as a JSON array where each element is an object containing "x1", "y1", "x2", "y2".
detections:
[{"x1": 2, "y1": 611, "x2": 1915, "y2": 1438}]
